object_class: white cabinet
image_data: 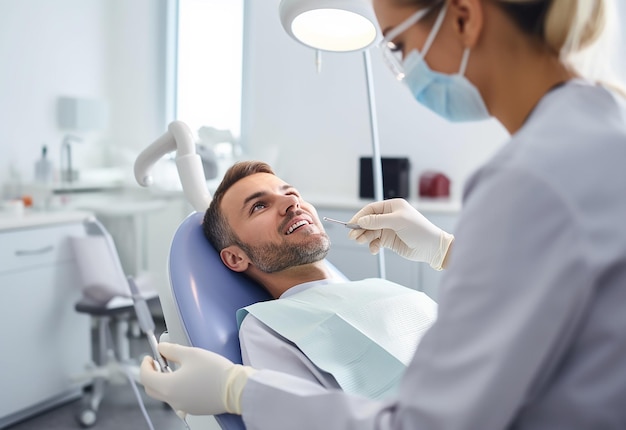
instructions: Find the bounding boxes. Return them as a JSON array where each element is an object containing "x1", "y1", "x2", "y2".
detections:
[
  {"x1": 0, "y1": 220, "x2": 91, "y2": 428},
  {"x1": 317, "y1": 206, "x2": 458, "y2": 300}
]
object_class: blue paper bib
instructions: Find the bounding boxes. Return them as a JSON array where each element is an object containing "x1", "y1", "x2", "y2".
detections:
[{"x1": 237, "y1": 279, "x2": 437, "y2": 399}]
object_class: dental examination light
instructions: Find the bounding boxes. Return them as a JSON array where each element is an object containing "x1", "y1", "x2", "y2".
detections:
[
  {"x1": 279, "y1": 0, "x2": 386, "y2": 279},
  {"x1": 280, "y1": 0, "x2": 377, "y2": 71},
  {"x1": 134, "y1": 121, "x2": 211, "y2": 212}
]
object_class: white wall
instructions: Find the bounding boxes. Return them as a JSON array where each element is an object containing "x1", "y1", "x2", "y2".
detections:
[
  {"x1": 1, "y1": 0, "x2": 624, "y2": 202},
  {"x1": 0, "y1": 0, "x2": 107, "y2": 189},
  {"x1": 241, "y1": 0, "x2": 509, "y2": 202},
  {"x1": 240, "y1": 0, "x2": 626, "y2": 202},
  {"x1": 0, "y1": 0, "x2": 168, "y2": 193},
  {"x1": 103, "y1": 0, "x2": 170, "y2": 170}
]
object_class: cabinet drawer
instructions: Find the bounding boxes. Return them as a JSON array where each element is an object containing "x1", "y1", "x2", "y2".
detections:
[
  {"x1": 0, "y1": 261, "x2": 90, "y2": 419},
  {"x1": 0, "y1": 222, "x2": 86, "y2": 273}
]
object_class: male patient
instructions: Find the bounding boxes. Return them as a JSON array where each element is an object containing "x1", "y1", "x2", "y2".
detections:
[{"x1": 202, "y1": 161, "x2": 436, "y2": 400}]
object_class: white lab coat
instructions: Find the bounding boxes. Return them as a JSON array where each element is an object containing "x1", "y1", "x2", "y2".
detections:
[
  {"x1": 239, "y1": 280, "x2": 342, "y2": 390},
  {"x1": 240, "y1": 80, "x2": 626, "y2": 429}
]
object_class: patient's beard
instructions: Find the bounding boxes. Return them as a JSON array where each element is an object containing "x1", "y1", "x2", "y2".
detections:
[{"x1": 235, "y1": 232, "x2": 331, "y2": 274}]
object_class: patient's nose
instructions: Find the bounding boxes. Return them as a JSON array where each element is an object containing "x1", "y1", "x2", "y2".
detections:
[{"x1": 280, "y1": 194, "x2": 300, "y2": 215}]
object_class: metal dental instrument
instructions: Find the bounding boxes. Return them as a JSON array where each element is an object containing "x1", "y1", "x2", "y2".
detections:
[
  {"x1": 129, "y1": 276, "x2": 171, "y2": 373},
  {"x1": 128, "y1": 277, "x2": 191, "y2": 430},
  {"x1": 323, "y1": 216, "x2": 361, "y2": 229}
]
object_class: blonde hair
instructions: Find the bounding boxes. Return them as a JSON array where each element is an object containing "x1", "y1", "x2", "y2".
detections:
[
  {"x1": 544, "y1": 0, "x2": 606, "y2": 59},
  {"x1": 500, "y1": 1, "x2": 624, "y2": 94}
]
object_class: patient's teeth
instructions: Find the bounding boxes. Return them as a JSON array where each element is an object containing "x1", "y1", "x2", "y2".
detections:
[{"x1": 286, "y1": 220, "x2": 308, "y2": 235}]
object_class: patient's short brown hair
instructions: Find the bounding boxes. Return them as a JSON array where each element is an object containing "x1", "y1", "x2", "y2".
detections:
[{"x1": 203, "y1": 161, "x2": 275, "y2": 251}]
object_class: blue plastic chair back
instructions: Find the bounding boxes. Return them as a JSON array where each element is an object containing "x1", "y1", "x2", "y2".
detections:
[{"x1": 169, "y1": 212, "x2": 272, "y2": 430}]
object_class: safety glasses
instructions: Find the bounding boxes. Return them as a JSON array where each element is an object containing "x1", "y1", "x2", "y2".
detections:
[{"x1": 378, "y1": 2, "x2": 443, "y2": 80}]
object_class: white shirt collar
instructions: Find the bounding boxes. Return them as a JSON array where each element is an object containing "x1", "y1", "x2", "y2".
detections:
[{"x1": 279, "y1": 278, "x2": 342, "y2": 299}]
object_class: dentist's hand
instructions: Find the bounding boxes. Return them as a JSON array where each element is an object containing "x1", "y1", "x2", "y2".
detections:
[
  {"x1": 140, "y1": 342, "x2": 256, "y2": 416},
  {"x1": 348, "y1": 198, "x2": 454, "y2": 270}
]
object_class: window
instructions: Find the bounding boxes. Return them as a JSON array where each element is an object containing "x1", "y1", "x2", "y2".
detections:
[{"x1": 171, "y1": 0, "x2": 243, "y2": 140}]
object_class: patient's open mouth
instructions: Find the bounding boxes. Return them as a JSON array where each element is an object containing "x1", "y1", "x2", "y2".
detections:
[{"x1": 285, "y1": 219, "x2": 310, "y2": 235}]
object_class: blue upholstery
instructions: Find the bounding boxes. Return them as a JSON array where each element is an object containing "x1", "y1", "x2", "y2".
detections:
[{"x1": 169, "y1": 212, "x2": 272, "y2": 430}]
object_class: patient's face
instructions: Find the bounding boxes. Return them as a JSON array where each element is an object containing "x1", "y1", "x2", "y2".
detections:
[{"x1": 221, "y1": 173, "x2": 330, "y2": 273}]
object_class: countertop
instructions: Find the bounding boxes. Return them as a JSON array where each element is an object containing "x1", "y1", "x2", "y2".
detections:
[
  {"x1": 0, "y1": 210, "x2": 93, "y2": 232},
  {"x1": 74, "y1": 199, "x2": 167, "y2": 217}
]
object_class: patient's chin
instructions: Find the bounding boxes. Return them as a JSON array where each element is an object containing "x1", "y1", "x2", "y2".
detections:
[{"x1": 248, "y1": 235, "x2": 330, "y2": 274}]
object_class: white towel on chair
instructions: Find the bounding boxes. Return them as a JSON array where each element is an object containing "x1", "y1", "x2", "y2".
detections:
[{"x1": 71, "y1": 235, "x2": 131, "y2": 304}]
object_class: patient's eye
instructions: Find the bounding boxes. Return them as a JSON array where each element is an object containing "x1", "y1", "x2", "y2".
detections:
[{"x1": 251, "y1": 201, "x2": 267, "y2": 213}]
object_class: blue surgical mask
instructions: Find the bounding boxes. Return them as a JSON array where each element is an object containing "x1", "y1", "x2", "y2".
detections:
[{"x1": 402, "y1": 4, "x2": 491, "y2": 122}]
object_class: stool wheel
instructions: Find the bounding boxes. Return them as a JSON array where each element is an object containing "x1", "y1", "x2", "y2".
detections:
[{"x1": 76, "y1": 408, "x2": 97, "y2": 428}]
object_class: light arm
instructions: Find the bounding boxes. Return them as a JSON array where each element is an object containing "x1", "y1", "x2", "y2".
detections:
[{"x1": 134, "y1": 120, "x2": 212, "y2": 212}]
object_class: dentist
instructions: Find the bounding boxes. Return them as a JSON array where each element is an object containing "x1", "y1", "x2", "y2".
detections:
[{"x1": 141, "y1": 0, "x2": 626, "y2": 428}]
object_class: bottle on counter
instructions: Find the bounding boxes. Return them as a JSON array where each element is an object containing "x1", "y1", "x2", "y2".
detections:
[{"x1": 35, "y1": 145, "x2": 53, "y2": 183}]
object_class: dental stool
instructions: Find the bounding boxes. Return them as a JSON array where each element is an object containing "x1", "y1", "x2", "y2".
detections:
[{"x1": 70, "y1": 217, "x2": 160, "y2": 428}]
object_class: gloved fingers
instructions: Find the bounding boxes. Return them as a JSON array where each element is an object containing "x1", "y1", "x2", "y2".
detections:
[
  {"x1": 140, "y1": 355, "x2": 159, "y2": 377},
  {"x1": 140, "y1": 356, "x2": 169, "y2": 401},
  {"x1": 368, "y1": 238, "x2": 381, "y2": 255},
  {"x1": 348, "y1": 227, "x2": 379, "y2": 242},
  {"x1": 354, "y1": 229, "x2": 382, "y2": 245},
  {"x1": 355, "y1": 212, "x2": 405, "y2": 230},
  {"x1": 348, "y1": 230, "x2": 382, "y2": 244},
  {"x1": 157, "y1": 342, "x2": 186, "y2": 364},
  {"x1": 348, "y1": 228, "x2": 364, "y2": 241},
  {"x1": 350, "y1": 228, "x2": 402, "y2": 251},
  {"x1": 347, "y1": 200, "x2": 387, "y2": 224}
]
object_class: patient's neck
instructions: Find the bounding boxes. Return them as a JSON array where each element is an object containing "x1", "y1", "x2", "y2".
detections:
[{"x1": 251, "y1": 261, "x2": 333, "y2": 299}]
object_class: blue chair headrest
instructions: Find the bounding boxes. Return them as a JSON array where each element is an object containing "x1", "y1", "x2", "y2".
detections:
[
  {"x1": 169, "y1": 212, "x2": 273, "y2": 364},
  {"x1": 169, "y1": 212, "x2": 272, "y2": 430}
]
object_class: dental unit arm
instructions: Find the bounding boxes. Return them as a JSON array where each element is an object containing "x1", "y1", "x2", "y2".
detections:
[{"x1": 134, "y1": 121, "x2": 211, "y2": 212}]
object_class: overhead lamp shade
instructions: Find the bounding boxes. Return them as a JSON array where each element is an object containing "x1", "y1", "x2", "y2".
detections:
[{"x1": 279, "y1": 0, "x2": 379, "y2": 52}]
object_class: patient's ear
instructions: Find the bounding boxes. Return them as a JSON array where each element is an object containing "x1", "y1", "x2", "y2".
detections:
[{"x1": 220, "y1": 246, "x2": 250, "y2": 272}]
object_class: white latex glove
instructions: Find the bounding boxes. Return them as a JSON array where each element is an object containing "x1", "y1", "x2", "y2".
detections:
[
  {"x1": 348, "y1": 198, "x2": 454, "y2": 270},
  {"x1": 140, "y1": 342, "x2": 256, "y2": 416}
]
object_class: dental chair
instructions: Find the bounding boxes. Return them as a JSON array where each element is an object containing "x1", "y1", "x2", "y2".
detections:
[
  {"x1": 134, "y1": 122, "x2": 346, "y2": 430},
  {"x1": 169, "y1": 211, "x2": 272, "y2": 430},
  {"x1": 135, "y1": 121, "x2": 260, "y2": 430},
  {"x1": 70, "y1": 217, "x2": 160, "y2": 428}
]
